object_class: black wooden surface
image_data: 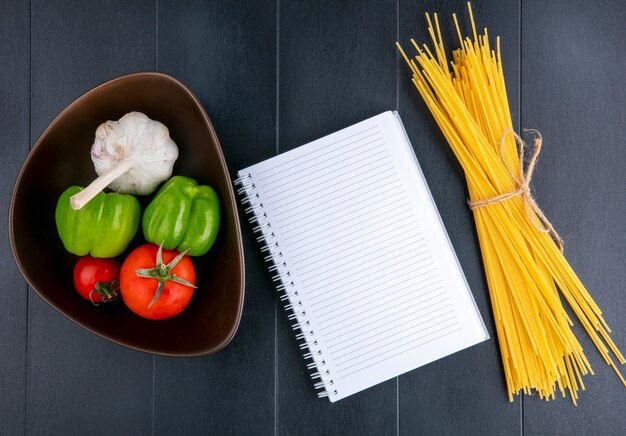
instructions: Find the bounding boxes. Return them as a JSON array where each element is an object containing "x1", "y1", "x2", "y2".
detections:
[{"x1": 1, "y1": 1, "x2": 625, "y2": 435}]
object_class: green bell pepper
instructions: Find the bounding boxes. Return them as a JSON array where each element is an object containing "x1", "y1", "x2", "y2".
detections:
[
  {"x1": 55, "y1": 186, "x2": 140, "y2": 258},
  {"x1": 142, "y1": 175, "x2": 220, "y2": 257}
]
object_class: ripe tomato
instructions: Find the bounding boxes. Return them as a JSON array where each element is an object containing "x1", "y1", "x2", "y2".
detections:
[
  {"x1": 73, "y1": 256, "x2": 121, "y2": 304},
  {"x1": 120, "y1": 243, "x2": 196, "y2": 320}
]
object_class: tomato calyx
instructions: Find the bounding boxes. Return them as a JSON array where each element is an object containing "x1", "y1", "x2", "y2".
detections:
[
  {"x1": 90, "y1": 280, "x2": 119, "y2": 306},
  {"x1": 134, "y1": 243, "x2": 197, "y2": 308}
]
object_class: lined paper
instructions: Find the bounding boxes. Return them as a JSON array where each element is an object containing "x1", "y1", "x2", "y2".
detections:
[{"x1": 238, "y1": 111, "x2": 488, "y2": 402}]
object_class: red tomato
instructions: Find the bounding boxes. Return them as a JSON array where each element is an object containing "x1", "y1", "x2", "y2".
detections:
[
  {"x1": 73, "y1": 256, "x2": 121, "y2": 304},
  {"x1": 120, "y1": 243, "x2": 196, "y2": 320}
]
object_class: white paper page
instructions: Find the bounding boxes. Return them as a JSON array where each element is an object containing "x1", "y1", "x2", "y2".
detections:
[{"x1": 238, "y1": 111, "x2": 488, "y2": 402}]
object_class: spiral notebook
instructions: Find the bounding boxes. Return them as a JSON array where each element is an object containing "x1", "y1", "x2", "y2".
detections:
[{"x1": 234, "y1": 111, "x2": 488, "y2": 402}]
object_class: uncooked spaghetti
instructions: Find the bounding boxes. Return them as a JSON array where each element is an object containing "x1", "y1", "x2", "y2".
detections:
[{"x1": 397, "y1": 3, "x2": 624, "y2": 403}]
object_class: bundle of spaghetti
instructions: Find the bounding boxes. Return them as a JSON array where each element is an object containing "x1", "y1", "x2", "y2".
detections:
[{"x1": 396, "y1": 3, "x2": 625, "y2": 403}]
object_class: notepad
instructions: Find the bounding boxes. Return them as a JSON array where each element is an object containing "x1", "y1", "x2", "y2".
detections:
[{"x1": 234, "y1": 111, "x2": 488, "y2": 402}]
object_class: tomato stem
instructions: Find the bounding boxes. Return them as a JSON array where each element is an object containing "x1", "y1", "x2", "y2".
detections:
[
  {"x1": 134, "y1": 243, "x2": 197, "y2": 308},
  {"x1": 89, "y1": 280, "x2": 119, "y2": 306}
]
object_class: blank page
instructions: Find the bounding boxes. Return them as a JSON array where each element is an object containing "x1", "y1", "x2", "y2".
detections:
[{"x1": 237, "y1": 111, "x2": 488, "y2": 402}]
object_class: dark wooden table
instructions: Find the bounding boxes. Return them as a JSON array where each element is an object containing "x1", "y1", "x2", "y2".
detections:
[{"x1": 2, "y1": 1, "x2": 625, "y2": 434}]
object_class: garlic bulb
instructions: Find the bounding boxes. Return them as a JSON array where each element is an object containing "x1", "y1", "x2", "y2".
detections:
[{"x1": 70, "y1": 112, "x2": 178, "y2": 210}]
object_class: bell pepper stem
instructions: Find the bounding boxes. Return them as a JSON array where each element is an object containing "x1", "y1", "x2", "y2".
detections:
[{"x1": 70, "y1": 160, "x2": 133, "y2": 210}]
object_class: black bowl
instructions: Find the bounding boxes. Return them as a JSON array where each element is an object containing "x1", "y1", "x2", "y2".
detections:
[{"x1": 9, "y1": 72, "x2": 245, "y2": 356}]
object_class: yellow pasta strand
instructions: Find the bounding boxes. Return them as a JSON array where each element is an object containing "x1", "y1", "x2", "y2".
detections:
[{"x1": 397, "y1": 3, "x2": 625, "y2": 402}]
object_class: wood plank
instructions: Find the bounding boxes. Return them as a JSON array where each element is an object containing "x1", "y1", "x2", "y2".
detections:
[
  {"x1": 27, "y1": 1, "x2": 156, "y2": 434},
  {"x1": 397, "y1": 1, "x2": 523, "y2": 434},
  {"x1": 0, "y1": 1, "x2": 31, "y2": 434},
  {"x1": 154, "y1": 1, "x2": 277, "y2": 434},
  {"x1": 277, "y1": 1, "x2": 397, "y2": 434},
  {"x1": 521, "y1": 0, "x2": 626, "y2": 432}
]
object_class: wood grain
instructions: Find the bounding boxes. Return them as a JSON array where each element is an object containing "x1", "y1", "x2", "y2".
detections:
[
  {"x1": 27, "y1": 1, "x2": 156, "y2": 435},
  {"x1": 0, "y1": 0, "x2": 624, "y2": 433},
  {"x1": 277, "y1": 1, "x2": 397, "y2": 434},
  {"x1": 154, "y1": 1, "x2": 277, "y2": 434},
  {"x1": 522, "y1": 0, "x2": 626, "y2": 433},
  {"x1": 0, "y1": 2, "x2": 30, "y2": 434},
  {"x1": 397, "y1": 1, "x2": 522, "y2": 434}
]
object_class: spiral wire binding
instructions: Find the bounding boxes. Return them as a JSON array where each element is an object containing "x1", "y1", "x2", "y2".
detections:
[{"x1": 234, "y1": 173, "x2": 338, "y2": 399}]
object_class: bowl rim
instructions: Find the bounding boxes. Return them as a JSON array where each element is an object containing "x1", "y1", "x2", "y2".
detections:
[{"x1": 8, "y1": 71, "x2": 246, "y2": 357}]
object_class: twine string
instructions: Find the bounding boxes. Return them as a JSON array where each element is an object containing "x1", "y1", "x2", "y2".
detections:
[{"x1": 468, "y1": 129, "x2": 564, "y2": 252}]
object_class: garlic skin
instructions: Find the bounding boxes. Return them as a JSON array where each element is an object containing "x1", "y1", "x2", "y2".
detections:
[{"x1": 91, "y1": 111, "x2": 178, "y2": 195}]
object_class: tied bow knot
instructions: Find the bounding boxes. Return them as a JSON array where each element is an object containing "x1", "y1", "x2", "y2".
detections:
[{"x1": 468, "y1": 129, "x2": 564, "y2": 252}]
